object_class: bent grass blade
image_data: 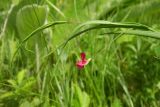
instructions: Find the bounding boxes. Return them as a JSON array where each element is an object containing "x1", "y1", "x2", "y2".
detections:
[{"x1": 11, "y1": 21, "x2": 68, "y2": 66}]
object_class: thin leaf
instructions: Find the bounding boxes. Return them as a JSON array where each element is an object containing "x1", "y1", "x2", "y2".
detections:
[
  {"x1": 45, "y1": 20, "x2": 156, "y2": 58},
  {"x1": 101, "y1": 30, "x2": 160, "y2": 39},
  {"x1": 45, "y1": 0, "x2": 65, "y2": 18},
  {"x1": 11, "y1": 21, "x2": 67, "y2": 65},
  {"x1": 64, "y1": 20, "x2": 154, "y2": 47}
]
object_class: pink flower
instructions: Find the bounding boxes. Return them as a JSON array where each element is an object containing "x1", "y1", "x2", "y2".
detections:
[{"x1": 76, "y1": 52, "x2": 91, "y2": 69}]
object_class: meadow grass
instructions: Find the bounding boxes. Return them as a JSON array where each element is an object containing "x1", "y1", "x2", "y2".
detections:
[{"x1": 0, "y1": 0, "x2": 160, "y2": 107}]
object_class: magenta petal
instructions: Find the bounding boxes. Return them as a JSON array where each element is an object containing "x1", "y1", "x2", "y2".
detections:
[
  {"x1": 76, "y1": 60, "x2": 88, "y2": 69},
  {"x1": 81, "y1": 52, "x2": 86, "y2": 61},
  {"x1": 76, "y1": 52, "x2": 90, "y2": 69},
  {"x1": 76, "y1": 61, "x2": 84, "y2": 69}
]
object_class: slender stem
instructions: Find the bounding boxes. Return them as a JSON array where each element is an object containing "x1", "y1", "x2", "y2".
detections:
[{"x1": 0, "y1": 4, "x2": 14, "y2": 40}]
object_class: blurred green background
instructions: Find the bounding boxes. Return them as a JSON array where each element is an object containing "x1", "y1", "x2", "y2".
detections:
[{"x1": 0, "y1": 0, "x2": 160, "y2": 107}]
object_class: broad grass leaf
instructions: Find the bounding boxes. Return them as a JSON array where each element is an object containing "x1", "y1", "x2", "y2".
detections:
[
  {"x1": 74, "y1": 84, "x2": 90, "y2": 107},
  {"x1": 16, "y1": 4, "x2": 48, "y2": 49},
  {"x1": 12, "y1": 21, "x2": 67, "y2": 64},
  {"x1": 17, "y1": 69, "x2": 26, "y2": 85},
  {"x1": 16, "y1": 4, "x2": 47, "y2": 38}
]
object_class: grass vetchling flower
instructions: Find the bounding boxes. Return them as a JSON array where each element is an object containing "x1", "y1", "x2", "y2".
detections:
[{"x1": 76, "y1": 52, "x2": 91, "y2": 69}]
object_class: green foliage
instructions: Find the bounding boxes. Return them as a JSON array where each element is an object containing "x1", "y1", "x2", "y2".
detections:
[
  {"x1": 16, "y1": 4, "x2": 48, "y2": 49},
  {"x1": 12, "y1": 0, "x2": 20, "y2": 6},
  {"x1": 73, "y1": 84, "x2": 90, "y2": 107},
  {"x1": 112, "y1": 97, "x2": 122, "y2": 107},
  {"x1": 0, "y1": 0, "x2": 160, "y2": 107},
  {"x1": 0, "y1": 69, "x2": 36, "y2": 106}
]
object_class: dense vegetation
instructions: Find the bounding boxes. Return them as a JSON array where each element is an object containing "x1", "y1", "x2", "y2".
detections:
[{"x1": 0, "y1": 0, "x2": 160, "y2": 107}]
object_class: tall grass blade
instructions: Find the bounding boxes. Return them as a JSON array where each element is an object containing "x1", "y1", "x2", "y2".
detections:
[
  {"x1": 63, "y1": 20, "x2": 155, "y2": 47},
  {"x1": 11, "y1": 21, "x2": 67, "y2": 65},
  {"x1": 101, "y1": 30, "x2": 160, "y2": 39}
]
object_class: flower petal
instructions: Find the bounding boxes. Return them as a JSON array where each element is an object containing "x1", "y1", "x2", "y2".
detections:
[
  {"x1": 76, "y1": 53, "x2": 91, "y2": 69},
  {"x1": 81, "y1": 52, "x2": 86, "y2": 61},
  {"x1": 76, "y1": 61, "x2": 85, "y2": 69}
]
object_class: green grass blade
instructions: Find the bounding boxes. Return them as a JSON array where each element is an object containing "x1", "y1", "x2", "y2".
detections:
[
  {"x1": 11, "y1": 21, "x2": 67, "y2": 65},
  {"x1": 64, "y1": 20, "x2": 155, "y2": 47},
  {"x1": 101, "y1": 30, "x2": 160, "y2": 39},
  {"x1": 45, "y1": 20, "x2": 156, "y2": 58},
  {"x1": 72, "y1": 20, "x2": 154, "y2": 33},
  {"x1": 45, "y1": 0, "x2": 66, "y2": 18}
]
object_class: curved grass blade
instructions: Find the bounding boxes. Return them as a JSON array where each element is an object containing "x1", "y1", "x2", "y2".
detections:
[
  {"x1": 11, "y1": 21, "x2": 67, "y2": 65},
  {"x1": 101, "y1": 30, "x2": 160, "y2": 39},
  {"x1": 45, "y1": 20, "x2": 155, "y2": 58},
  {"x1": 45, "y1": 0, "x2": 66, "y2": 18},
  {"x1": 63, "y1": 20, "x2": 155, "y2": 47},
  {"x1": 72, "y1": 20, "x2": 154, "y2": 33}
]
